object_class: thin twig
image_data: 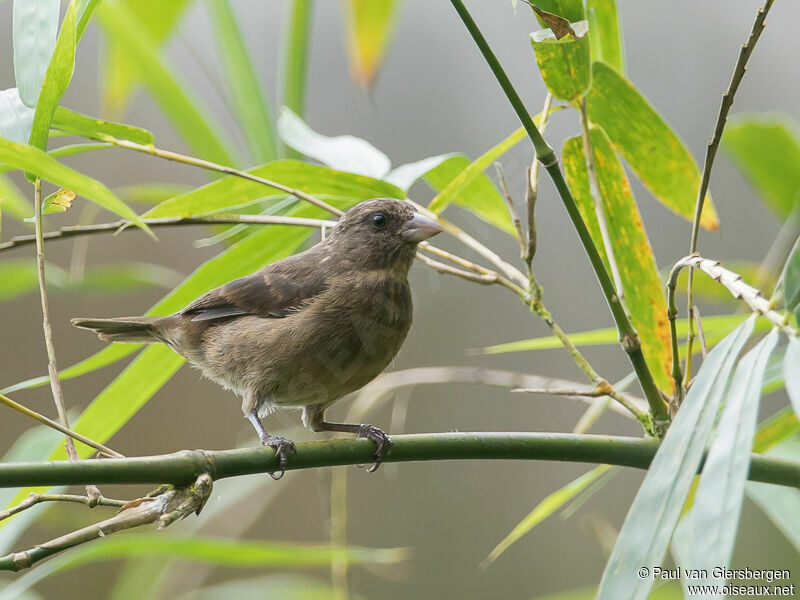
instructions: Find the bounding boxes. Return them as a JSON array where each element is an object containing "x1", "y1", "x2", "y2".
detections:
[
  {"x1": 579, "y1": 98, "x2": 625, "y2": 300},
  {"x1": 494, "y1": 162, "x2": 527, "y2": 258},
  {"x1": 683, "y1": 0, "x2": 774, "y2": 386},
  {"x1": 526, "y1": 92, "x2": 553, "y2": 270},
  {"x1": 33, "y1": 180, "x2": 79, "y2": 464},
  {"x1": 0, "y1": 492, "x2": 128, "y2": 523},
  {"x1": 0, "y1": 394, "x2": 123, "y2": 458}
]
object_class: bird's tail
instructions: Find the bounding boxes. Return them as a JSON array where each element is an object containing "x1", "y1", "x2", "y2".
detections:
[{"x1": 71, "y1": 316, "x2": 163, "y2": 343}]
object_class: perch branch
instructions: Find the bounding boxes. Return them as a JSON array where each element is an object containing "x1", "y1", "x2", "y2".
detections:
[{"x1": 0, "y1": 492, "x2": 127, "y2": 523}]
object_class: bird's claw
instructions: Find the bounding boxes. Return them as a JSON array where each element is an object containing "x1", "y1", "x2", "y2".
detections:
[
  {"x1": 260, "y1": 435, "x2": 296, "y2": 480},
  {"x1": 357, "y1": 424, "x2": 393, "y2": 473}
]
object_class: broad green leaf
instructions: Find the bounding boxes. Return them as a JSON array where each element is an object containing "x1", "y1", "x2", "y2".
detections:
[
  {"x1": 145, "y1": 160, "x2": 403, "y2": 219},
  {"x1": 277, "y1": 108, "x2": 391, "y2": 179},
  {"x1": 344, "y1": 0, "x2": 400, "y2": 88},
  {"x1": 208, "y1": 0, "x2": 277, "y2": 163},
  {"x1": 781, "y1": 237, "x2": 800, "y2": 323},
  {"x1": 682, "y1": 330, "x2": 778, "y2": 592},
  {"x1": 385, "y1": 153, "x2": 456, "y2": 191},
  {"x1": 481, "y1": 464, "x2": 612, "y2": 567},
  {"x1": 282, "y1": 0, "x2": 314, "y2": 119},
  {"x1": 0, "y1": 172, "x2": 32, "y2": 219},
  {"x1": 12, "y1": 0, "x2": 59, "y2": 107},
  {"x1": 722, "y1": 113, "x2": 800, "y2": 220},
  {"x1": 101, "y1": 0, "x2": 193, "y2": 116},
  {"x1": 784, "y1": 336, "x2": 800, "y2": 421},
  {"x1": 585, "y1": 62, "x2": 719, "y2": 230},
  {"x1": 562, "y1": 127, "x2": 671, "y2": 392},
  {"x1": 530, "y1": 21, "x2": 591, "y2": 102},
  {"x1": 586, "y1": 0, "x2": 625, "y2": 73},
  {"x1": 529, "y1": 0, "x2": 584, "y2": 22},
  {"x1": 96, "y1": 2, "x2": 238, "y2": 167},
  {"x1": 28, "y1": 0, "x2": 80, "y2": 153},
  {"x1": 52, "y1": 106, "x2": 155, "y2": 145},
  {"x1": 0, "y1": 137, "x2": 149, "y2": 231},
  {"x1": 598, "y1": 318, "x2": 754, "y2": 600},
  {"x1": 0, "y1": 534, "x2": 407, "y2": 600},
  {"x1": 0, "y1": 88, "x2": 35, "y2": 143}
]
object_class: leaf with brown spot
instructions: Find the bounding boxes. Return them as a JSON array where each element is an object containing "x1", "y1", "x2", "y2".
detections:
[{"x1": 530, "y1": 5, "x2": 575, "y2": 39}]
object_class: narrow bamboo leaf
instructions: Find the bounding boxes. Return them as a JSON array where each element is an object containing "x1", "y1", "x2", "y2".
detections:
[
  {"x1": 529, "y1": 0, "x2": 584, "y2": 22},
  {"x1": 12, "y1": 0, "x2": 59, "y2": 107},
  {"x1": 682, "y1": 330, "x2": 778, "y2": 593},
  {"x1": 722, "y1": 113, "x2": 800, "y2": 220},
  {"x1": 28, "y1": 0, "x2": 80, "y2": 153},
  {"x1": 52, "y1": 106, "x2": 155, "y2": 145},
  {"x1": 0, "y1": 534, "x2": 407, "y2": 600},
  {"x1": 482, "y1": 464, "x2": 612, "y2": 567},
  {"x1": 385, "y1": 153, "x2": 456, "y2": 191},
  {"x1": 424, "y1": 154, "x2": 516, "y2": 235},
  {"x1": 585, "y1": 0, "x2": 625, "y2": 73},
  {"x1": 784, "y1": 336, "x2": 800, "y2": 420},
  {"x1": 530, "y1": 21, "x2": 591, "y2": 102},
  {"x1": 101, "y1": 0, "x2": 193, "y2": 116},
  {"x1": 585, "y1": 62, "x2": 719, "y2": 230},
  {"x1": 344, "y1": 0, "x2": 400, "y2": 88},
  {"x1": 76, "y1": 0, "x2": 102, "y2": 41},
  {"x1": 208, "y1": 0, "x2": 277, "y2": 163},
  {"x1": 282, "y1": 0, "x2": 314, "y2": 121},
  {"x1": 96, "y1": 2, "x2": 238, "y2": 167},
  {"x1": 597, "y1": 318, "x2": 755, "y2": 600},
  {"x1": 145, "y1": 160, "x2": 403, "y2": 219},
  {"x1": 562, "y1": 127, "x2": 672, "y2": 392},
  {"x1": 0, "y1": 172, "x2": 33, "y2": 219},
  {"x1": 0, "y1": 88, "x2": 35, "y2": 143},
  {"x1": 277, "y1": 107, "x2": 391, "y2": 179},
  {"x1": 0, "y1": 137, "x2": 149, "y2": 232},
  {"x1": 781, "y1": 238, "x2": 800, "y2": 323},
  {"x1": 754, "y1": 406, "x2": 799, "y2": 454}
]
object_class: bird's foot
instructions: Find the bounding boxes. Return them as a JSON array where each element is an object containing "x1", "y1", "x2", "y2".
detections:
[
  {"x1": 357, "y1": 424, "x2": 393, "y2": 473},
  {"x1": 260, "y1": 435, "x2": 297, "y2": 480}
]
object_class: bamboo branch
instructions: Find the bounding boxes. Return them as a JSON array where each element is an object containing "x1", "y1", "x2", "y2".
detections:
[
  {"x1": 446, "y1": 0, "x2": 669, "y2": 433},
  {"x1": 494, "y1": 162, "x2": 527, "y2": 258},
  {"x1": 526, "y1": 93, "x2": 552, "y2": 270},
  {"x1": 683, "y1": 0, "x2": 774, "y2": 385},
  {"x1": 0, "y1": 492, "x2": 127, "y2": 523}
]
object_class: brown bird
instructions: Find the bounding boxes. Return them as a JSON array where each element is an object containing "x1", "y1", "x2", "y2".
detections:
[{"x1": 72, "y1": 198, "x2": 443, "y2": 477}]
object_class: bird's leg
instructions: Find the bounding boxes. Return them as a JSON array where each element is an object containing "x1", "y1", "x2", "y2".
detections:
[
  {"x1": 309, "y1": 410, "x2": 393, "y2": 472},
  {"x1": 245, "y1": 410, "x2": 296, "y2": 480}
]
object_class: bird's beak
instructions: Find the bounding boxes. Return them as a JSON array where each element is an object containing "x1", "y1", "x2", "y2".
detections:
[{"x1": 400, "y1": 212, "x2": 444, "y2": 243}]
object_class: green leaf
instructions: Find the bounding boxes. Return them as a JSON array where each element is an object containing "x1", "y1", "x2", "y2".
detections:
[
  {"x1": 754, "y1": 406, "x2": 799, "y2": 454},
  {"x1": 681, "y1": 330, "x2": 778, "y2": 587},
  {"x1": 76, "y1": 0, "x2": 103, "y2": 41},
  {"x1": 585, "y1": 62, "x2": 719, "y2": 230},
  {"x1": 784, "y1": 336, "x2": 800, "y2": 422},
  {"x1": 0, "y1": 137, "x2": 149, "y2": 232},
  {"x1": 0, "y1": 172, "x2": 33, "y2": 219},
  {"x1": 175, "y1": 575, "x2": 335, "y2": 600},
  {"x1": 781, "y1": 237, "x2": 800, "y2": 323},
  {"x1": 27, "y1": 0, "x2": 80, "y2": 153},
  {"x1": 722, "y1": 113, "x2": 800, "y2": 220},
  {"x1": 12, "y1": 0, "x2": 59, "y2": 107},
  {"x1": 0, "y1": 259, "x2": 39, "y2": 301},
  {"x1": 0, "y1": 534, "x2": 407, "y2": 600},
  {"x1": 52, "y1": 106, "x2": 155, "y2": 145},
  {"x1": 145, "y1": 160, "x2": 403, "y2": 219},
  {"x1": 96, "y1": 2, "x2": 238, "y2": 167},
  {"x1": 208, "y1": 0, "x2": 277, "y2": 163},
  {"x1": 115, "y1": 183, "x2": 192, "y2": 205},
  {"x1": 344, "y1": 0, "x2": 400, "y2": 88},
  {"x1": 586, "y1": 0, "x2": 625, "y2": 73},
  {"x1": 481, "y1": 464, "x2": 612, "y2": 567},
  {"x1": 530, "y1": 21, "x2": 591, "y2": 102},
  {"x1": 385, "y1": 153, "x2": 457, "y2": 191},
  {"x1": 41, "y1": 187, "x2": 74, "y2": 214},
  {"x1": 529, "y1": 0, "x2": 584, "y2": 23},
  {"x1": 282, "y1": 0, "x2": 314, "y2": 121},
  {"x1": 0, "y1": 88, "x2": 35, "y2": 144},
  {"x1": 597, "y1": 318, "x2": 754, "y2": 600},
  {"x1": 277, "y1": 108, "x2": 391, "y2": 179},
  {"x1": 562, "y1": 127, "x2": 672, "y2": 392}
]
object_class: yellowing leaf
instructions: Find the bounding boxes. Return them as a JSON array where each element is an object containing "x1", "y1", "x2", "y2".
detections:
[{"x1": 344, "y1": 0, "x2": 400, "y2": 88}]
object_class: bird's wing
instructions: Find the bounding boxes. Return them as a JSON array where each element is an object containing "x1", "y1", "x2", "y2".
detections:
[{"x1": 182, "y1": 253, "x2": 328, "y2": 322}]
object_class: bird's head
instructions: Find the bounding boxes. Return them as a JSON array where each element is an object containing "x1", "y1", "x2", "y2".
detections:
[{"x1": 326, "y1": 198, "x2": 443, "y2": 272}]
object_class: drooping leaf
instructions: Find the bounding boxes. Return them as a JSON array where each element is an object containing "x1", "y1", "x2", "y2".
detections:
[
  {"x1": 52, "y1": 106, "x2": 155, "y2": 145},
  {"x1": 277, "y1": 108, "x2": 391, "y2": 179},
  {"x1": 0, "y1": 88, "x2": 35, "y2": 143},
  {"x1": 12, "y1": 0, "x2": 59, "y2": 107},
  {"x1": 597, "y1": 318, "x2": 754, "y2": 600},
  {"x1": 562, "y1": 127, "x2": 672, "y2": 392},
  {"x1": 481, "y1": 464, "x2": 612, "y2": 567},
  {"x1": 722, "y1": 113, "x2": 800, "y2": 220},
  {"x1": 208, "y1": 0, "x2": 277, "y2": 163},
  {"x1": 784, "y1": 336, "x2": 800, "y2": 421},
  {"x1": 585, "y1": 62, "x2": 719, "y2": 230},
  {"x1": 41, "y1": 187, "x2": 74, "y2": 214},
  {"x1": 385, "y1": 153, "x2": 456, "y2": 191},
  {"x1": 585, "y1": 0, "x2": 625, "y2": 73},
  {"x1": 530, "y1": 21, "x2": 591, "y2": 102},
  {"x1": 96, "y1": 2, "x2": 238, "y2": 167},
  {"x1": 681, "y1": 330, "x2": 778, "y2": 592},
  {"x1": 343, "y1": 0, "x2": 400, "y2": 88}
]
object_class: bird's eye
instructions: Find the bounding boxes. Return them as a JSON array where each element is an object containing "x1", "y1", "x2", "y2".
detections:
[{"x1": 371, "y1": 212, "x2": 388, "y2": 229}]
